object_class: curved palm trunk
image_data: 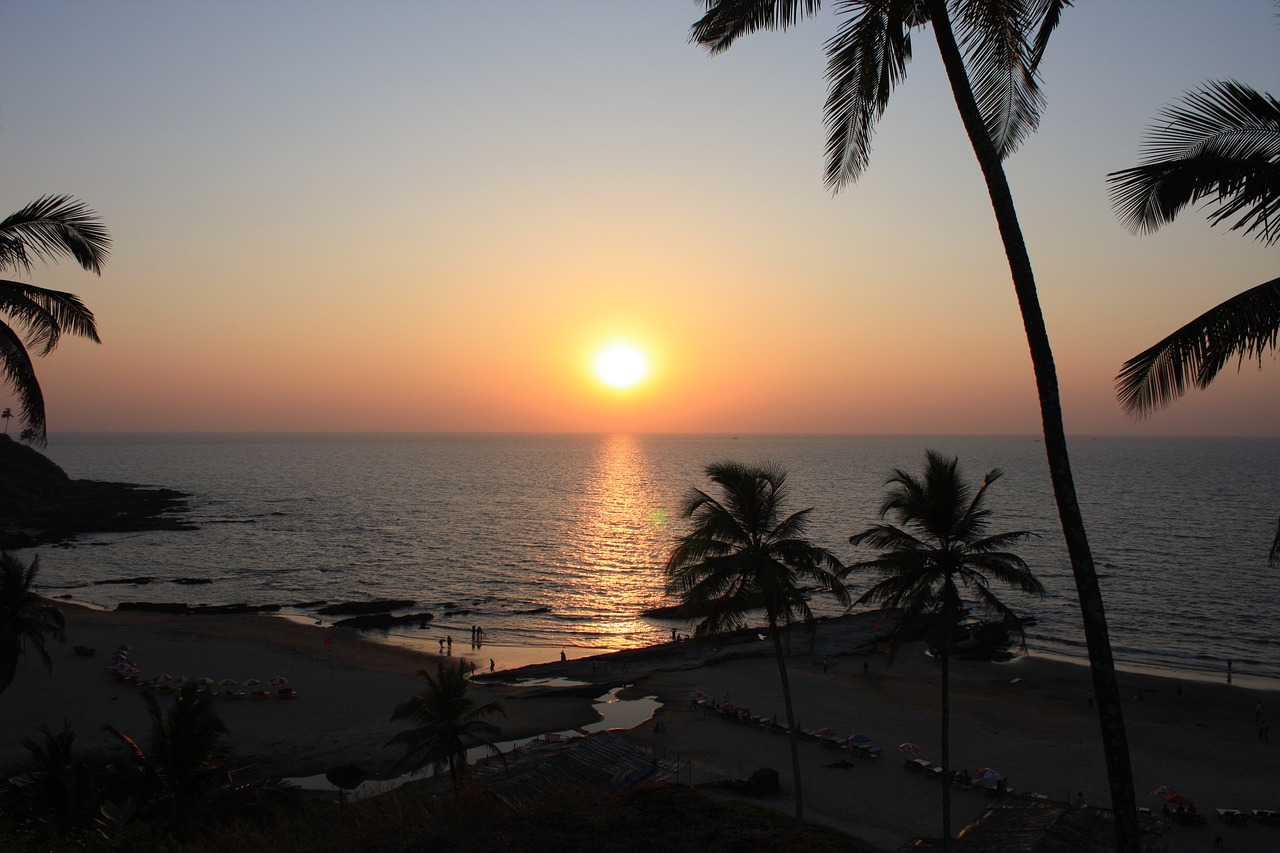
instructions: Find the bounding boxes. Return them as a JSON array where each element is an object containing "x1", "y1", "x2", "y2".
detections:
[
  {"x1": 940, "y1": 582, "x2": 953, "y2": 849},
  {"x1": 925, "y1": 3, "x2": 1139, "y2": 850},
  {"x1": 770, "y1": 621, "x2": 805, "y2": 828}
]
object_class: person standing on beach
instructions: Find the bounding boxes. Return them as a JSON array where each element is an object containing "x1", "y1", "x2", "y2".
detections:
[
  {"x1": 446, "y1": 635, "x2": 452, "y2": 654},
  {"x1": 1256, "y1": 702, "x2": 1263, "y2": 722}
]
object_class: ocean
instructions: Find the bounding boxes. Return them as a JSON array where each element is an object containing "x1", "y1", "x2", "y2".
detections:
[{"x1": 26, "y1": 432, "x2": 1280, "y2": 683}]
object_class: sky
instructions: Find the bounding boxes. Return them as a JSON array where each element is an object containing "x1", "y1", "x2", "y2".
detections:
[{"x1": 2, "y1": 1, "x2": 1277, "y2": 437}]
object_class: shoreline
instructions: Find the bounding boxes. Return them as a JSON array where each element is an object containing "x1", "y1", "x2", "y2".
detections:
[
  {"x1": 51, "y1": 594, "x2": 1280, "y2": 691},
  {"x1": 6, "y1": 604, "x2": 1280, "y2": 849}
]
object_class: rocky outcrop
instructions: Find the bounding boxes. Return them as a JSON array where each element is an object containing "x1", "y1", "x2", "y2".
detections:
[{"x1": 0, "y1": 435, "x2": 194, "y2": 548}]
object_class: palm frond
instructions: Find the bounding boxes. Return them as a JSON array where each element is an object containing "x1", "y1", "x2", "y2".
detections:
[
  {"x1": 821, "y1": 0, "x2": 925, "y2": 189},
  {"x1": 1116, "y1": 276, "x2": 1280, "y2": 416},
  {"x1": 0, "y1": 195, "x2": 111, "y2": 275},
  {"x1": 0, "y1": 280, "x2": 102, "y2": 353},
  {"x1": 1108, "y1": 81, "x2": 1280, "y2": 245},
  {"x1": 953, "y1": 0, "x2": 1045, "y2": 157},
  {"x1": 0, "y1": 326, "x2": 44, "y2": 442},
  {"x1": 1027, "y1": 0, "x2": 1072, "y2": 73},
  {"x1": 690, "y1": 1, "x2": 824, "y2": 54}
]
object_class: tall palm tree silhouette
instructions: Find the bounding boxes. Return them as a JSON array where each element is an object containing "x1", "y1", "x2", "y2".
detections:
[
  {"x1": 666, "y1": 461, "x2": 849, "y2": 827},
  {"x1": 687, "y1": 3, "x2": 1138, "y2": 844},
  {"x1": 850, "y1": 451, "x2": 1042, "y2": 845}
]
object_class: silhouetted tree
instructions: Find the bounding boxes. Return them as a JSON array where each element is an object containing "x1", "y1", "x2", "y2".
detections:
[
  {"x1": 687, "y1": 4, "x2": 1139, "y2": 845},
  {"x1": 666, "y1": 461, "x2": 849, "y2": 828},
  {"x1": 0, "y1": 552, "x2": 65, "y2": 695},
  {"x1": 850, "y1": 451, "x2": 1042, "y2": 845},
  {"x1": 388, "y1": 661, "x2": 505, "y2": 796}
]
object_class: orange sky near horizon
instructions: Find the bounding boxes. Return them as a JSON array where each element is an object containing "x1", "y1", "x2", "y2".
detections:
[{"x1": 2, "y1": 2, "x2": 1277, "y2": 438}]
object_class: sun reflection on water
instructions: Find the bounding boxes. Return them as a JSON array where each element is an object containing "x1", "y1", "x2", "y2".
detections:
[{"x1": 549, "y1": 434, "x2": 672, "y2": 647}]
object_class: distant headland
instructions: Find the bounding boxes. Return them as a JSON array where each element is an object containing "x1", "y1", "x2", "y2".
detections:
[{"x1": 0, "y1": 434, "x2": 194, "y2": 549}]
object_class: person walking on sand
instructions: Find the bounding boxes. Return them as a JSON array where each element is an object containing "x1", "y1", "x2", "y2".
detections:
[
  {"x1": 1256, "y1": 702, "x2": 1263, "y2": 722},
  {"x1": 446, "y1": 635, "x2": 452, "y2": 654},
  {"x1": 489, "y1": 658, "x2": 495, "y2": 673}
]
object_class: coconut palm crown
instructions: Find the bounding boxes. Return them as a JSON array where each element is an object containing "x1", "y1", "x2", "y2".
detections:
[
  {"x1": 0, "y1": 195, "x2": 109, "y2": 445},
  {"x1": 850, "y1": 450, "x2": 1043, "y2": 845},
  {"x1": 666, "y1": 460, "x2": 849, "y2": 827},
  {"x1": 1108, "y1": 78, "x2": 1280, "y2": 565}
]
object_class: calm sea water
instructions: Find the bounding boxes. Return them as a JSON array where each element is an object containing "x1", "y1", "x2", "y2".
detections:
[{"x1": 26, "y1": 433, "x2": 1280, "y2": 682}]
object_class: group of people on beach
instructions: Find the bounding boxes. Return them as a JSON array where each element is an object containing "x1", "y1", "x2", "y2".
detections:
[{"x1": 437, "y1": 625, "x2": 488, "y2": 655}]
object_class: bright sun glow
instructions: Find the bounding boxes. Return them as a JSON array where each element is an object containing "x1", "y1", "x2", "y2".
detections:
[{"x1": 594, "y1": 343, "x2": 648, "y2": 389}]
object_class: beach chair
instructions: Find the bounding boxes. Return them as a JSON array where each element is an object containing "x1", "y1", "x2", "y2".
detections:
[{"x1": 277, "y1": 687, "x2": 297, "y2": 699}]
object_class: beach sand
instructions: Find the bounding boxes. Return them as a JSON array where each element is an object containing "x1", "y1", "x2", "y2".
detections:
[{"x1": 4, "y1": 604, "x2": 1278, "y2": 851}]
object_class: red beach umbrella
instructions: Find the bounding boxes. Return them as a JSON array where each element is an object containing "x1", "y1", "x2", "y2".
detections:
[
  {"x1": 976, "y1": 767, "x2": 1003, "y2": 780},
  {"x1": 898, "y1": 742, "x2": 924, "y2": 755},
  {"x1": 1163, "y1": 793, "x2": 1193, "y2": 806},
  {"x1": 1151, "y1": 785, "x2": 1176, "y2": 796},
  {"x1": 268, "y1": 675, "x2": 288, "y2": 687}
]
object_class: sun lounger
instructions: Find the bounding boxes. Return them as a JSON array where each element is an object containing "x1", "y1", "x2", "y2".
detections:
[
  {"x1": 250, "y1": 689, "x2": 272, "y2": 699},
  {"x1": 277, "y1": 687, "x2": 297, "y2": 699},
  {"x1": 924, "y1": 763, "x2": 944, "y2": 780},
  {"x1": 1216, "y1": 808, "x2": 1248, "y2": 825},
  {"x1": 905, "y1": 757, "x2": 931, "y2": 773}
]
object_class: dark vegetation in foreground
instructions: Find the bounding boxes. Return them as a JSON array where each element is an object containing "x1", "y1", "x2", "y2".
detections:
[{"x1": 0, "y1": 782, "x2": 877, "y2": 853}]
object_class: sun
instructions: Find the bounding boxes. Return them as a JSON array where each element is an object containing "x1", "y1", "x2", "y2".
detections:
[{"x1": 593, "y1": 343, "x2": 648, "y2": 389}]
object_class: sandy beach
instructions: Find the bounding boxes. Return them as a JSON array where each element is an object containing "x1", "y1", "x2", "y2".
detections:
[{"x1": 4, "y1": 604, "x2": 1278, "y2": 851}]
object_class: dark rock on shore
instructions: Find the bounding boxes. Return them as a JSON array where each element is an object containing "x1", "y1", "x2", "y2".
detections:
[
  {"x1": 0, "y1": 435, "x2": 194, "y2": 548},
  {"x1": 332, "y1": 611, "x2": 433, "y2": 630},
  {"x1": 116, "y1": 602, "x2": 282, "y2": 616},
  {"x1": 316, "y1": 599, "x2": 416, "y2": 616}
]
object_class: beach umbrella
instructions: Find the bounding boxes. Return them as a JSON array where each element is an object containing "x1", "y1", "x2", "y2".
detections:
[
  {"x1": 898, "y1": 742, "x2": 924, "y2": 755},
  {"x1": 848, "y1": 734, "x2": 872, "y2": 744},
  {"x1": 1151, "y1": 785, "x2": 1177, "y2": 796},
  {"x1": 156, "y1": 674, "x2": 173, "y2": 682},
  {"x1": 268, "y1": 675, "x2": 288, "y2": 687},
  {"x1": 200, "y1": 677, "x2": 215, "y2": 686},
  {"x1": 817, "y1": 726, "x2": 837, "y2": 736},
  {"x1": 1163, "y1": 793, "x2": 1193, "y2": 806},
  {"x1": 690, "y1": 690, "x2": 708, "y2": 701},
  {"x1": 220, "y1": 678, "x2": 238, "y2": 687},
  {"x1": 975, "y1": 767, "x2": 1003, "y2": 780},
  {"x1": 245, "y1": 678, "x2": 261, "y2": 686}
]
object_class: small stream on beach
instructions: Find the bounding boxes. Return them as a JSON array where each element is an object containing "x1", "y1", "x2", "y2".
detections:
[{"x1": 287, "y1": 684, "x2": 661, "y2": 798}]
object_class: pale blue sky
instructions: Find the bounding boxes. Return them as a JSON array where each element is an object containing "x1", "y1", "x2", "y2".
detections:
[{"x1": 2, "y1": 1, "x2": 1276, "y2": 435}]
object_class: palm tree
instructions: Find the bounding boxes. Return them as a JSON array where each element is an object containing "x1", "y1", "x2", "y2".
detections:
[
  {"x1": 20, "y1": 720, "x2": 97, "y2": 831},
  {"x1": 0, "y1": 552, "x2": 66, "y2": 695},
  {"x1": 849, "y1": 450, "x2": 1043, "y2": 846},
  {"x1": 387, "y1": 661, "x2": 505, "y2": 796},
  {"x1": 0, "y1": 195, "x2": 109, "y2": 446},
  {"x1": 1108, "y1": 80, "x2": 1280, "y2": 566},
  {"x1": 106, "y1": 683, "x2": 232, "y2": 815},
  {"x1": 687, "y1": 4, "x2": 1140, "y2": 846},
  {"x1": 666, "y1": 461, "x2": 849, "y2": 828}
]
